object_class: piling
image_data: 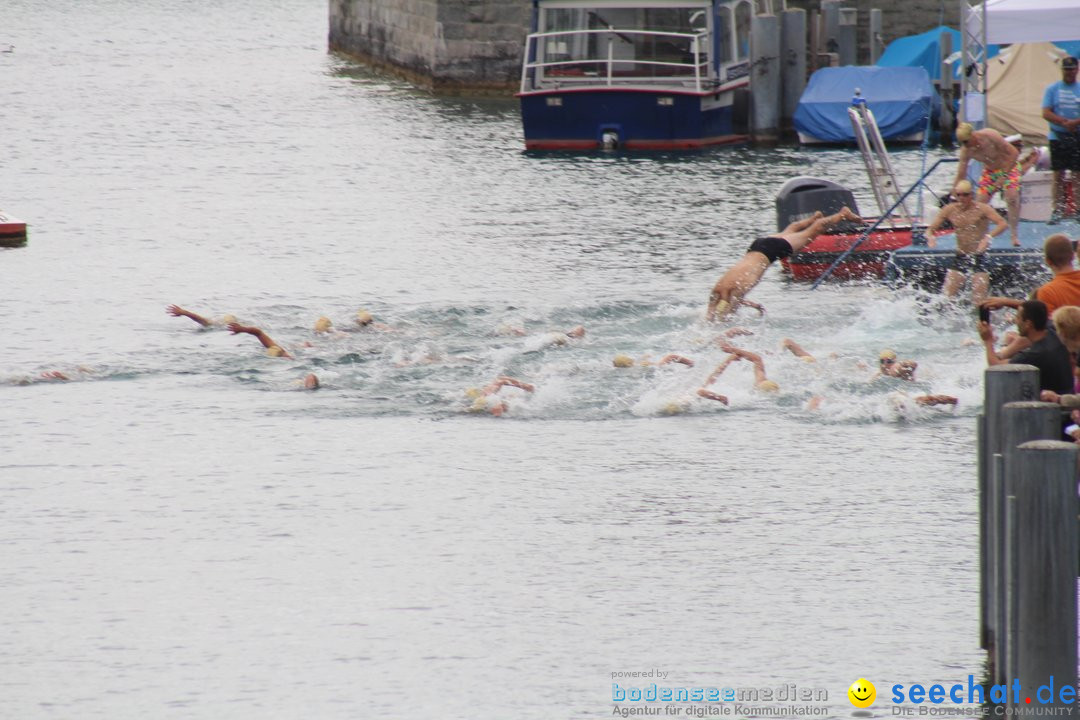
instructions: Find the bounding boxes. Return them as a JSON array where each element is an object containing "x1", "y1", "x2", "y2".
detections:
[
  {"x1": 751, "y1": 14, "x2": 780, "y2": 144},
  {"x1": 837, "y1": 8, "x2": 857, "y2": 66},
  {"x1": 867, "y1": 9, "x2": 882, "y2": 64},
  {"x1": 994, "y1": 401, "x2": 1062, "y2": 684},
  {"x1": 1010, "y1": 440, "x2": 1078, "y2": 711},
  {"x1": 978, "y1": 366, "x2": 1038, "y2": 654},
  {"x1": 821, "y1": 0, "x2": 840, "y2": 59},
  {"x1": 780, "y1": 9, "x2": 807, "y2": 136}
]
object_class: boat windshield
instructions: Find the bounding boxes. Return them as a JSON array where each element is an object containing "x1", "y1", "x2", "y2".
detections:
[{"x1": 536, "y1": 6, "x2": 709, "y2": 79}]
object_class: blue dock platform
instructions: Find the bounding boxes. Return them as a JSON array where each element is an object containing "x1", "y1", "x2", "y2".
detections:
[{"x1": 887, "y1": 218, "x2": 1080, "y2": 294}]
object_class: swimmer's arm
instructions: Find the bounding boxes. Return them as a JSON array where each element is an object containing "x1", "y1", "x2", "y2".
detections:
[
  {"x1": 737, "y1": 299, "x2": 765, "y2": 315},
  {"x1": 924, "y1": 206, "x2": 951, "y2": 248},
  {"x1": 166, "y1": 304, "x2": 212, "y2": 327},
  {"x1": 227, "y1": 323, "x2": 280, "y2": 350},
  {"x1": 659, "y1": 354, "x2": 694, "y2": 367},
  {"x1": 981, "y1": 205, "x2": 1010, "y2": 248},
  {"x1": 696, "y1": 388, "x2": 729, "y2": 405},
  {"x1": 916, "y1": 394, "x2": 958, "y2": 406},
  {"x1": 494, "y1": 376, "x2": 535, "y2": 393},
  {"x1": 980, "y1": 297, "x2": 1022, "y2": 311},
  {"x1": 704, "y1": 355, "x2": 739, "y2": 385}
]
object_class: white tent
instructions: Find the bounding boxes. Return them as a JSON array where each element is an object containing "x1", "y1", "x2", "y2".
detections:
[
  {"x1": 986, "y1": 42, "x2": 1068, "y2": 143},
  {"x1": 986, "y1": 0, "x2": 1080, "y2": 44}
]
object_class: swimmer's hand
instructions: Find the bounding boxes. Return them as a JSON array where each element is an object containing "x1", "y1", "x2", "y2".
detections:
[{"x1": 696, "y1": 388, "x2": 729, "y2": 405}]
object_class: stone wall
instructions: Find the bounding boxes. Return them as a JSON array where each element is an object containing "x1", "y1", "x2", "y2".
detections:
[
  {"x1": 329, "y1": 0, "x2": 955, "y2": 93},
  {"x1": 328, "y1": 0, "x2": 530, "y2": 93}
]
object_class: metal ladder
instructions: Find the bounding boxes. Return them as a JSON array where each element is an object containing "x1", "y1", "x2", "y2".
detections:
[{"x1": 848, "y1": 92, "x2": 914, "y2": 224}]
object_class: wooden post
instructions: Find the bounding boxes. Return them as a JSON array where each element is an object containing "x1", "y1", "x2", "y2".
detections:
[
  {"x1": 780, "y1": 9, "x2": 807, "y2": 137},
  {"x1": 980, "y1": 366, "x2": 1039, "y2": 657},
  {"x1": 996, "y1": 401, "x2": 1062, "y2": 685},
  {"x1": 1011, "y1": 440, "x2": 1078, "y2": 712}
]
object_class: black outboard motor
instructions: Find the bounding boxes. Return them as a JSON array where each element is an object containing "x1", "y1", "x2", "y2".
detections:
[{"x1": 775, "y1": 177, "x2": 860, "y2": 232}]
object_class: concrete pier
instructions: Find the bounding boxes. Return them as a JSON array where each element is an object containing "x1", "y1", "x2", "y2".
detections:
[{"x1": 328, "y1": 0, "x2": 528, "y2": 93}]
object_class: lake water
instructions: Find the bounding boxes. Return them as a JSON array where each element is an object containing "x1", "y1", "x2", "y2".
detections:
[{"x1": 0, "y1": 2, "x2": 1009, "y2": 718}]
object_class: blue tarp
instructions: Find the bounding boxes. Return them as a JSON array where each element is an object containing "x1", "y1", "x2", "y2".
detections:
[
  {"x1": 793, "y1": 66, "x2": 941, "y2": 143},
  {"x1": 877, "y1": 26, "x2": 1001, "y2": 80}
]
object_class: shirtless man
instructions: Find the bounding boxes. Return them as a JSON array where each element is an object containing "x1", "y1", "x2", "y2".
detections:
[
  {"x1": 925, "y1": 179, "x2": 1009, "y2": 305},
  {"x1": 953, "y1": 122, "x2": 1021, "y2": 247},
  {"x1": 706, "y1": 207, "x2": 862, "y2": 322}
]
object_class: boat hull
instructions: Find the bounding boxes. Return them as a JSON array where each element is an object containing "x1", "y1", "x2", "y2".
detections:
[
  {"x1": 782, "y1": 226, "x2": 919, "y2": 282},
  {"x1": 519, "y1": 88, "x2": 748, "y2": 150},
  {"x1": 0, "y1": 211, "x2": 27, "y2": 247}
]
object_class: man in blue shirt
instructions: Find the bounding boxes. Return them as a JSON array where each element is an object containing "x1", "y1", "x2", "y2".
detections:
[{"x1": 1042, "y1": 56, "x2": 1080, "y2": 220}]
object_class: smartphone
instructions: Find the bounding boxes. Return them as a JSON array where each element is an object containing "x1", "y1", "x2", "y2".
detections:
[{"x1": 978, "y1": 306, "x2": 991, "y2": 323}]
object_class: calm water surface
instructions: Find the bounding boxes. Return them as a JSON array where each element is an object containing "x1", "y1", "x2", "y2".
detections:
[{"x1": 1, "y1": 2, "x2": 1000, "y2": 718}]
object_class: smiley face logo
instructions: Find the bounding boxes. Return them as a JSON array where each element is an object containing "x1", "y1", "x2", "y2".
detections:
[{"x1": 848, "y1": 678, "x2": 876, "y2": 708}]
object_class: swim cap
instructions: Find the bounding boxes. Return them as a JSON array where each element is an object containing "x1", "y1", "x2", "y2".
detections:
[
  {"x1": 468, "y1": 397, "x2": 488, "y2": 413},
  {"x1": 613, "y1": 354, "x2": 634, "y2": 368},
  {"x1": 953, "y1": 179, "x2": 973, "y2": 195},
  {"x1": 314, "y1": 316, "x2": 332, "y2": 333},
  {"x1": 879, "y1": 349, "x2": 898, "y2": 361},
  {"x1": 714, "y1": 299, "x2": 730, "y2": 315},
  {"x1": 221, "y1": 314, "x2": 237, "y2": 324},
  {"x1": 800, "y1": 355, "x2": 817, "y2": 364},
  {"x1": 267, "y1": 345, "x2": 284, "y2": 357},
  {"x1": 465, "y1": 387, "x2": 483, "y2": 399},
  {"x1": 356, "y1": 310, "x2": 374, "y2": 326},
  {"x1": 956, "y1": 122, "x2": 973, "y2": 142},
  {"x1": 661, "y1": 402, "x2": 686, "y2": 415},
  {"x1": 756, "y1": 380, "x2": 780, "y2": 392},
  {"x1": 304, "y1": 374, "x2": 320, "y2": 389}
]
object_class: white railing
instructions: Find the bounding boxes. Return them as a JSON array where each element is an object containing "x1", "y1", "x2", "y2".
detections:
[{"x1": 520, "y1": 28, "x2": 713, "y2": 93}]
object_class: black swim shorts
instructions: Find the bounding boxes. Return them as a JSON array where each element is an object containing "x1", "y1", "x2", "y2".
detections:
[
  {"x1": 748, "y1": 236, "x2": 794, "y2": 263},
  {"x1": 1050, "y1": 133, "x2": 1080, "y2": 172},
  {"x1": 951, "y1": 252, "x2": 989, "y2": 274}
]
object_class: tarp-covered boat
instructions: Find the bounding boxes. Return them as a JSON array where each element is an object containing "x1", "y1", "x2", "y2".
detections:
[{"x1": 793, "y1": 66, "x2": 941, "y2": 145}]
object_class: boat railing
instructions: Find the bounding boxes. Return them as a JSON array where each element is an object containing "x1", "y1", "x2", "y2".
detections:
[
  {"x1": 810, "y1": 157, "x2": 959, "y2": 289},
  {"x1": 520, "y1": 28, "x2": 713, "y2": 93}
]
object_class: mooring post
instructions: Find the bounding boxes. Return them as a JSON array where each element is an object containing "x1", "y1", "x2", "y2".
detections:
[
  {"x1": 750, "y1": 13, "x2": 780, "y2": 144},
  {"x1": 780, "y1": 8, "x2": 806, "y2": 137},
  {"x1": 980, "y1": 366, "x2": 1039, "y2": 657},
  {"x1": 1010, "y1": 440, "x2": 1078, "y2": 713},
  {"x1": 996, "y1": 401, "x2": 1062, "y2": 685}
]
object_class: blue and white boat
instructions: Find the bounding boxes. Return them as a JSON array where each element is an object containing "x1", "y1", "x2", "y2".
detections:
[{"x1": 517, "y1": 0, "x2": 757, "y2": 150}]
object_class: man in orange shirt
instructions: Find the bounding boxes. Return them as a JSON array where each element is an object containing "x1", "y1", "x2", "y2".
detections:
[{"x1": 982, "y1": 233, "x2": 1080, "y2": 316}]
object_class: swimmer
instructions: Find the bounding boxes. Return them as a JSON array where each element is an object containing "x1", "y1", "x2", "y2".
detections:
[
  {"x1": 302, "y1": 373, "x2": 319, "y2": 390},
  {"x1": 465, "y1": 376, "x2": 535, "y2": 417},
  {"x1": 706, "y1": 207, "x2": 862, "y2": 322},
  {"x1": 953, "y1": 122, "x2": 1022, "y2": 245},
  {"x1": 612, "y1": 354, "x2": 694, "y2": 368},
  {"x1": 697, "y1": 347, "x2": 778, "y2": 402},
  {"x1": 227, "y1": 322, "x2": 294, "y2": 359},
  {"x1": 875, "y1": 349, "x2": 918, "y2": 381},
  {"x1": 166, "y1": 304, "x2": 237, "y2": 328},
  {"x1": 353, "y1": 309, "x2": 393, "y2": 331}
]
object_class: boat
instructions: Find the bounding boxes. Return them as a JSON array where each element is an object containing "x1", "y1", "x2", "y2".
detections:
[
  {"x1": 516, "y1": 0, "x2": 755, "y2": 150},
  {"x1": 775, "y1": 177, "x2": 936, "y2": 281},
  {"x1": 793, "y1": 66, "x2": 940, "y2": 145},
  {"x1": 0, "y1": 210, "x2": 27, "y2": 247}
]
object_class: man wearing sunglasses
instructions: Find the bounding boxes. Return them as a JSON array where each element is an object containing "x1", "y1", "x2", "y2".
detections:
[
  {"x1": 925, "y1": 179, "x2": 1009, "y2": 305},
  {"x1": 953, "y1": 122, "x2": 1022, "y2": 247}
]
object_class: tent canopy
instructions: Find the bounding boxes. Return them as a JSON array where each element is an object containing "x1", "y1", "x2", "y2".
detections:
[
  {"x1": 986, "y1": 0, "x2": 1080, "y2": 44},
  {"x1": 986, "y1": 41, "x2": 1068, "y2": 143}
]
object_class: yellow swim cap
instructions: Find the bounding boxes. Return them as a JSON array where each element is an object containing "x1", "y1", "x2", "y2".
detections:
[
  {"x1": 314, "y1": 316, "x2": 333, "y2": 333},
  {"x1": 465, "y1": 387, "x2": 483, "y2": 399},
  {"x1": 613, "y1": 354, "x2": 634, "y2": 368},
  {"x1": 468, "y1": 397, "x2": 489, "y2": 413},
  {"x1": 800, "y1": 355, "x2": 817, "y2": 364},
  {"x1": 879, "y1": 349, "x2": 898, "y2": 361},
  {"x1": 756, "y1": 380, "x2": 780, "y2": 392},
  {"x1": 267, "y1": 345, "x2": 284, "y2": 357},
  {"x1": 956, "y1": 122, "x2": 973, "y2": 142},
  {"x1": 954, "y1": 179, "x2": 973, "y2": 195},
  {"x1": 356, "y1": 310, "x2": 373, "y2": 326},
  {"x1": 714, "y1": 299, "x2": 730, "y2": 315},
  {"x1": 221, "y1": 314, "x2": 237, "y2": 324},
  {"x1": 661, "y1": 402, "x2": 686, "y2": 415}
]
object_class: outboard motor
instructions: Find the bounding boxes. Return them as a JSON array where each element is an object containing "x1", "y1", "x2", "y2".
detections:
[{"x1": 775, "y1": 177, "x2": 859, "y2": 232}]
